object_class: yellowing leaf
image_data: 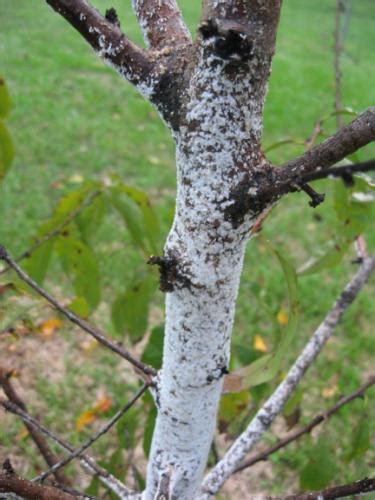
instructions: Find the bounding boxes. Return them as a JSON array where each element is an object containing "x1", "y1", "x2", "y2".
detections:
[
  {"x1": 277, "y1": 309, "x2": 289, "y2": 326},
  {"x1": 253, "y1": 334, "x2": 268, "y2": 353},
  {"x1": 39, "y1": 318, "x2": 63, "y2": 337},
  {"x1": 76, "y1": 410, "x2": 96, "y2": 432},
  {"x1": 93, "y1": 396, "x2": 112, "y2": 413},
  {"x1": 76, "y1": 395, "x2": 112, "y2": 431},
  {"x1": 321, "y1": 384, "x2": 338, "y2": 399}
]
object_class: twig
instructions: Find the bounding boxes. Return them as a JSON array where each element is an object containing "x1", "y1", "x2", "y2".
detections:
[
  {"x1": 0, "y1": 191, "x2": 100, "y2": 277},
  {"x1": 0, "y1": 245, "x2": 156, "y2": 379},
  {"x1": 0, "y1": 398, "x2": 137, "y2": 499},
  {"x1": 0, "y1": 367, "x2": 71, "y2": 486},
  {"x1": 0, "y1": 471, "x2": 74, "y2": 500},
  {"x1": 45, "y1": 0, "x2": 154, "y2": 89},
  {"x1": 200, "y1": 256, "x2": 375, "y2": 497},
  {"x1": 33, "y1": 384, "x2": 149, "y2": 483},
  {"x1": 234, "y1": 376, "x2": 375, "y2": 473},
  {"x1": 300, "y1": 159, "x2": 375, "y2": 184},
  {"x1": 272, "y1": 476, "x2": 375, "y2": 500}
]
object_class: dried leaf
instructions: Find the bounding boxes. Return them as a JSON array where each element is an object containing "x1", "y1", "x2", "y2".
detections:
[
  {"x1": 38, "y1": 318, "x2": 63, "y2": 338},
  {"x1": 321, "y1": 384, "x2": 338, "y2": 399},
  {"x1": 76, "y1": 410, "x2": 96, "y2": 432},
  {"x1": 93, "y1": 396, "x2": 112, "y2": 413}
]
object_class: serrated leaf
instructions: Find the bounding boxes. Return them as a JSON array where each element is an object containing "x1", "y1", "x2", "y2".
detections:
[
  {"x1": 56, "y1": 235, "x2": 101, "y2": 312},
  {"x1": 0, "y1": 77, "x2": 11, "y2": 119},
  {"x1": 0, "y1": 122, "x2": 15, "y2": 181},
  {"x1": 299, "y1": 437, "x2": 337, "y2": 491},
  {"x1": 143, "y1": 406, "x2": 157, "y2": 458},
  {"x1": 112, "y1": 273, "x2": 155, "y2": 342},
  {"x1": 141, "y1": 325, "x2": 164, "y2": 369}
]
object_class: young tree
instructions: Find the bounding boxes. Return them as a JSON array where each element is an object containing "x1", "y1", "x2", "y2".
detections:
[{"x1": 1, "y1": 0, "x2": 374, "y2": 499}]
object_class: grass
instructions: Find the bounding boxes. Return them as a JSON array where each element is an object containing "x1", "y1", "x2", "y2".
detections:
[{"x1": 0, "y1": 0, "x2": 374, "y2": 497}]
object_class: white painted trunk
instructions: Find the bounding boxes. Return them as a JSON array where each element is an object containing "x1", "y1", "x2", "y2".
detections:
[{"x1": 145, "y1": 48, "x2": 266, "y2": 499}]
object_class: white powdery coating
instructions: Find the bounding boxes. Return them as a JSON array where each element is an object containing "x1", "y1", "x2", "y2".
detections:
[
  {"x1": 132, "y1": 0, "x2": 191, "y2": 48},
  {"x1": 145, "y1": 49, "x2": 266, "y2": 500},
  {"x1": 200, "y1": 257, "x2": 375, "y2": 497}
]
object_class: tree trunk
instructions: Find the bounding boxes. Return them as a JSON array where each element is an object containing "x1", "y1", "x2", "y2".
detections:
[{"x1": 145, "y1": 7, "x2": 281, "y2": 497}]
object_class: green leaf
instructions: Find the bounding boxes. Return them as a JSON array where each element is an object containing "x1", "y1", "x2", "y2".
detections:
[
  {"x1": 24, "y1": 239, "x2": 54, "y2": 284},
  {"x1": 141, "y1": 324, "x2": 164, "y2": 369},
  {"x1": 110, "y1": 192, "x2": 148, "y2": 252},
  {"x1": 0, "y1": 77, "x2": 11, "y2": 119},
  {"x1": 76, "y1": 194, "x2": 106, "y2": 243},
  {"x1": 298, "y1": 240, "x2": 350, "y2": 276},
  {"x1": 0, "y1": 122, "x2": 15, "y2": 181},
  {"x1": 56, "y1": 235, "x2": 101, "y2": 312},
  {"x1": 112, "y1": 273, "x2": 156, "y2": 342},
  {"x1": 143, "y1": 406, "x2": 157, "y2": 458},
  {"x1": 344, "y1": 399, "x2": 370, "y2": 462},
  {"x1": 85, "y1": 476, "x2": 100, "y2": 496},
  {"x1": 112, "y1": 184, "x2": 161, "y2": 254},
  {"x1": 229, "y1": 245, "x2": 299, "y2": 389},
  {"x1": 69, "y1": 296, "x2": 90, "y2": 318},
  {"x1": 299, "y1": 437, "x2": 337, "y2": 491}
]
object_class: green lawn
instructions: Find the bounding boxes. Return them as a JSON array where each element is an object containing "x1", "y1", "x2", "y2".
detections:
[{"x1": 0, "y1": 0, "x2": 374, "y2": 497}]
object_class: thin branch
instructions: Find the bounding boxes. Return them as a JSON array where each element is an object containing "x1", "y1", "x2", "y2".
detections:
[
  {"x1": 260, "y1": 108, "x2": 375, "y2": 202},
  {"x1": 33, "y1": 384, "x2": 149, "y2": 483},
  {"x1": 273, "y1": 476, "x2": 375, "y2": 500},
  {"x1": 0, "y1": 191, "x2": 100, "y2": 277},
  {"x1": 0, "y1": 367, "x2": 71, "y2": 487},
  {"x1": 200, "y1": 256, "x2": 375, "y2": 497},
  {"x1": 133, "y1": 0, "x2": 191, "y2": 49},
  {"x1": 45, "y1": 0, "x2": 154, "y2": 88},
  {"x1": 0, "y1": 399, "x2": 137, "y2": 499},
  {"x1": 0, "y1": 245, "x2": 156, "y2": 379},
  {"x1": 0, "y1": 471, "x2": 74, "y2": 500},
  {"x1": 234, "y1": 376, "x2": 375, "y2": 473},
  {"x1": 300, "y1": 159, "x2": 375, "y2": 184}
]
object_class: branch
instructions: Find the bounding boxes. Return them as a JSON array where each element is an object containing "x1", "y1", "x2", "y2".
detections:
[
  {"x1": 45, "y1": 0, "x2": 154, "y2": 89},
  {"x1": 0, "y1": 191, "x2": 100, "y2": 278},
  {"x1": 0, "y1": 367, "x2": 71, "y2": 487},
  {"x1": 262, "y1": 108, "x2": 375, "y2": 201},
  {"x1": 0, "y1": 470, "x2": 73, "y2": 500},
  {"x1": 233, "y1": 376, "x2": 375, "y2": 473},
  {"x1": 0, "y1": 245, "x2": 156, "y2": 379},
  {"x1": 133, "y1": 0, "x2": 191, "y2": 49},
  {"x1": 300, "y1": 159, "x2": 375, "y2": 184},
  {"x1": 273, "y1": 476, "x2": 375, "y2": 500},
  {"x1": 0, "y1": 399, "x2": 137, "y2": 499},
  {"x1": 33, "y1": 384, "x2": 149, "y2": 483},
  {"x1": 200, "y1": 256, "x2": 375, "y2": 497}
]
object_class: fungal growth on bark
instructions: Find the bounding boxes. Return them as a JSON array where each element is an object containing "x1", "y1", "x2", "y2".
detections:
[{"x1": 2, "y1": 1, "x2": 373, "y2": 499}]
